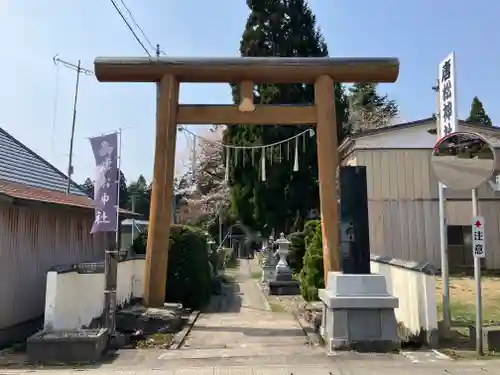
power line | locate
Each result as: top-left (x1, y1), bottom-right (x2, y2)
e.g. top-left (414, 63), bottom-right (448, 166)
top-left (117, 0), bottom-right (155, 51)
top-left (109, 0), bottom-right (152, 57)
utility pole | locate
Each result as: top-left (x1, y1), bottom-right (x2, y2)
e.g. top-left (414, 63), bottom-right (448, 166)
top-left (156, 44), bottom-right (160, 114)
top-left (53, 55), bottom-right (94, 194)
top-left (131, 195), bottom-right (136, 245)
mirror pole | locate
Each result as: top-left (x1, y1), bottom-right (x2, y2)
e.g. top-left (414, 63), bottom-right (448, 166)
top-left (435, 80), bottom-right (451, 332)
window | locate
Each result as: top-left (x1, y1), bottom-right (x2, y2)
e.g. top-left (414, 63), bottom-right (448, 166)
top-left (447, 225), bottom-right (485, 270)
top-left (447, 225), bottom-right (464, 245)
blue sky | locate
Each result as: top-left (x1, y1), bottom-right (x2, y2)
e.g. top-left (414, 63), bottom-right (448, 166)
top-left (0, 0), bottom-right (498, 184)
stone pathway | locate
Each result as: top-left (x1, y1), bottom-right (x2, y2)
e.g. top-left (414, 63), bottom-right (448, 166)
top-left (2, 358), bottom-right (499, 374)
top-left (2, 259), bottom-right (494, 373)
top-left (179, 259), bottom-right (312, 355)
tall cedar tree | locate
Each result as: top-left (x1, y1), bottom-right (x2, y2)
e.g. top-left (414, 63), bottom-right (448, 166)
top-left (467, 96), bottom-right (492, 127)
top-left (127, 174), bottom-right (151, 219)
top-left (224, 0), bottom-right (348, 235)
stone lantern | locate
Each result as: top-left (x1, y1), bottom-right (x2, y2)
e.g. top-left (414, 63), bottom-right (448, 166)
top-left (268, 233), bottom-right (300, 295)
top-left (274, 233), bottom-right (292, 277)
top-left (261, 235), bottom-right (277, 282)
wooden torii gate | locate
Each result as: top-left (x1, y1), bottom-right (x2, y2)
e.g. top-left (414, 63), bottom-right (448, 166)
top-left (94, 57), bottom-right (399, 307)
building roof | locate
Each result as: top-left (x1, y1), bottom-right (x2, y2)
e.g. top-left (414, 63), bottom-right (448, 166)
top-left (339, 117), bottom-right (500, 152)
top-left (0, 127), bottom-right (86, 196)
top-left (0, 179), bottom-right (136, 216)
top-left (0, 179), bottom-right (94, 209)
top-left (122, 219), bottom-right (149, 226)
top-left (0, 128), bottom-right (139, 216)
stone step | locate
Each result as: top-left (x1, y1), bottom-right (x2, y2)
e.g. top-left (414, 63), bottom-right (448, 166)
top-left (182, 340), bottom-right (310, 350)
top-left (158, 344), bottom-right (321, 360)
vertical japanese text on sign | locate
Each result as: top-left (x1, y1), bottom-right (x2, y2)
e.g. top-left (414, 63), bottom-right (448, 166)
top-left (472, 216), bottom-right (485, 259)
top-left (439, 53), bottom-right (457, 138)
top-left (89, 132), bottom-right (119, 234)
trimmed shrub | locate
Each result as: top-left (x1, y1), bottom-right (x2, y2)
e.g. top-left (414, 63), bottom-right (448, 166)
top-left (288, 231), bottom-right (306, 274)
top-left (166, 225), bottom-right (211, 309)
top-left (303, 220), bottom-right (320, 247)
top-left (131, 231), bottom-right (147, 254)
top-left (130, 225), bottom-right (211, 309)
top-left (299, 220), bottom-right (324, 301)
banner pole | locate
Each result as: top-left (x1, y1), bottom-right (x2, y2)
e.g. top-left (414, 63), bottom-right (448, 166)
top-left (88, 131), bottom-right (120, 336)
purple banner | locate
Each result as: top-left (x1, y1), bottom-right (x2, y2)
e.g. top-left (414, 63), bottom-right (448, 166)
top-left (89, 132), bottom-right (119, 234)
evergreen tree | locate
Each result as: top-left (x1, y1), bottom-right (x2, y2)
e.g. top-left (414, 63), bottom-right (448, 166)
top-left (299, 219), bottom-right (323, 300)
top-left (225, 0), bottom-right (348, 234)
top-left (118, 170), bottom-right (128, 208)
top-left (80, 177), bottom-right (94, 198)
top-left (127, 174), bottom-right (151, 219)
top-left (467, 96), bottom-right (492, 127)
top-left (82, 171), bottom-right (128, 208)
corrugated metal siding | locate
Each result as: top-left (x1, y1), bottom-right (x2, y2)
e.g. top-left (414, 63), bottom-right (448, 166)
top-left (353, 149), bottom-right (440, 266)
top-left (0, 203), bottom-right (106, 329)
top-left (352, 148), bottom-right (500, 269)
top-left (357, 149), bottom-right (436, 200)
top-left (368, 200), bottom-right (440, 266)
top-left (0, 128), bottom-right (86, 196)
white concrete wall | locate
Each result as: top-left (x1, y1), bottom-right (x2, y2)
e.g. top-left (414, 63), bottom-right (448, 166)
top-left (371, 260), bottom-right (438, 341)
top-left (44, 258), bottom-right (145, 331)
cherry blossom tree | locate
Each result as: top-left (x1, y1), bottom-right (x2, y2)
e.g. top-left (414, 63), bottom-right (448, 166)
top-left (175, 126), bottom-right (230, 227)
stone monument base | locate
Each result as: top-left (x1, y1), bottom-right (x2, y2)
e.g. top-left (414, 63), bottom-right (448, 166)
top-left (268, 271), bottom-right (300, 295)
top-left (261, 265), bottom-right (276, 283)
top-left (27, 328), bottom-right (108, 363)
top-left (318, 272), bottom-right (399, 352)
top-left (268, 279), bottom-right (300, 295)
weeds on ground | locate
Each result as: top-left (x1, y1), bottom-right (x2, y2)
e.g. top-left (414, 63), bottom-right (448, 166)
top-left (436, 275), bottom-right (500, 359)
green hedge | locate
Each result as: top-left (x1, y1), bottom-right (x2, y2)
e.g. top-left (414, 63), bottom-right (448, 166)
top-left (131, 225), bottom-right (211, 309)
top-left (299, 220), bottom-right (324, 301)
top-left (288, 231), bottom-right (306, 274)
top-left (131, 230), bottom-right (147, 254)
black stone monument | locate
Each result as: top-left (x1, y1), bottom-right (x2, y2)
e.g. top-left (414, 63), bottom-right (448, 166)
top-left (339, 166), bottom-right (371, 274)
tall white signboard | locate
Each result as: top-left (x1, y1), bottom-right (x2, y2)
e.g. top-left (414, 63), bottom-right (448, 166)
top-left (472, 216), bottom-right (486, 258)
top-left (438, 53), bottom-right (458, 138)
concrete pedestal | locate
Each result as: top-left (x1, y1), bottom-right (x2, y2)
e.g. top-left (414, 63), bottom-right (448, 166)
top-left (318, 272), bottom-right (399, 352)
top-left (261, 265), bottom-right (276, 283)
top-left (27, 328), bottom-right (108, 363)
top-left (268, 267), bottom-right (300, 295)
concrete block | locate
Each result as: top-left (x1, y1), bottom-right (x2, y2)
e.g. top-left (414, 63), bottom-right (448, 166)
top-left (469, 325), bottom-right (500, 352)
top-left (27, 328), bottom-right (108, 363)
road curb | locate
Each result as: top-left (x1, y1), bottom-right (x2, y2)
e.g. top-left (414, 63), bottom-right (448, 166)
top-left (292, 310), bottom-right (322, 347)
top-left (253, 280), bottom-right (272, 311)
top-left (170, 310), bottom-right (201, 349)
